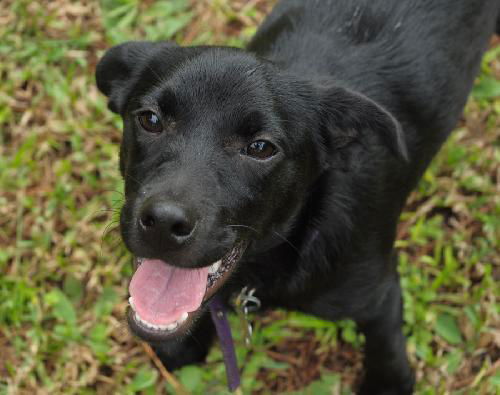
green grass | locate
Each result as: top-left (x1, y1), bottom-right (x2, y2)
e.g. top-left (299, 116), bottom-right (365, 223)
top-left (0, 0), bottom-right (498, 394)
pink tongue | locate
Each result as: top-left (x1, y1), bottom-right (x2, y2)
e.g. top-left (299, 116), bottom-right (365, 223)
top-left (129, 259), bottom-right (209, 325)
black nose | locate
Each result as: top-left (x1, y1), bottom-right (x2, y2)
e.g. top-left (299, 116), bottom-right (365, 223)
top-left (138, 200), bottom-right (196, 248)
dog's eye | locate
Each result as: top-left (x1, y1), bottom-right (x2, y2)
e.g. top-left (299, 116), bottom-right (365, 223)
top-left (243, 140), bottom-right (277, 160)
top-left (137, 111), bottom-right (163, 134)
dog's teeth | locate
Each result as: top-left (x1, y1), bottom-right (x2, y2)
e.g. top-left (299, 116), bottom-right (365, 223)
top-left (178, 312), bottom-right (188, 324)
top-left (134, 309), bottom-right (187, 332)
top-left (136, 314), bottom-right (152, 328)
top-left (209, 260), bottom-right (221, 274)
top-left (128, 297), bottom-right (135, 309)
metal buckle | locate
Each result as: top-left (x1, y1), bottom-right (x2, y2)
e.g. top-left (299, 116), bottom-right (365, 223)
top-left (235, 286), bottom-right (261, 345)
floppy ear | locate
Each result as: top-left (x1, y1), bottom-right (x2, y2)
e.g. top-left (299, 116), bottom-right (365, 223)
top-left (95, 41), bottom-right (177, 113)
top-left (318, 86), bottom-right (408, 164)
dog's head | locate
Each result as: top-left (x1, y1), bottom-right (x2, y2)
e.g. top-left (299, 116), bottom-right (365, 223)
top-left (96, 41), bottom-right (407, 342)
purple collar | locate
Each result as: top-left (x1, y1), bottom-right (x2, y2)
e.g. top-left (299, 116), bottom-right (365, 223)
top-left (209, 295), bottom-right (241, 392)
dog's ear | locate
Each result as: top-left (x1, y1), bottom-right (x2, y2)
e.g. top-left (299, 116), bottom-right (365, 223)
top-left (317, 86), bottom-right (408, 165)
top-left (96, 41), bottom-right (177, 113)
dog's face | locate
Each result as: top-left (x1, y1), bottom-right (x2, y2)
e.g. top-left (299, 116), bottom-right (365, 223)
top-left (96, 41), bottom-right (406, 342)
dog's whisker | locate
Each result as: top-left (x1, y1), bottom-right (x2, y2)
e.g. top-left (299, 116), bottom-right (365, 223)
top-left (227, 224), bottom-right (261, 235)
top-left (146, 64), bottom-right (168, 86)
top-left (92, 208), bottom-right (121, 216)
top-left (102, 221), bottom-right (121, 240)
top-left (123, 171), bottom-right (146, 189)
top-left (97, 188), bottom-right (125, 197)
top-left (272, 231), bottom-right (300, 255)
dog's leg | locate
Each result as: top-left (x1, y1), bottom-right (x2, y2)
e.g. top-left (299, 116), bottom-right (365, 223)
top-left (150, 311), bottom-right (216, 371)
top-left (356, 274), bottom-right (414, 395)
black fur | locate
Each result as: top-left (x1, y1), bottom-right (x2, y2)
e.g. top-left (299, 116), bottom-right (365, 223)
top-left (96, 1), bottom-right (499, 393)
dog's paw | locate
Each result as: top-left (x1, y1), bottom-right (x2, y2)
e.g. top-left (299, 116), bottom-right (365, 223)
top-left (358, 371), bottom-right (415, 395)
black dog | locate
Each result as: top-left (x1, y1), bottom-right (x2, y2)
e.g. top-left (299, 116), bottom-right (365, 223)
top-left (96, 1), bottom-right (499, 393)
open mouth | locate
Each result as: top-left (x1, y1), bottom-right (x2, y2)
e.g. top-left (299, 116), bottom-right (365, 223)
top-left (127, 243), bottom-right (246, 342)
